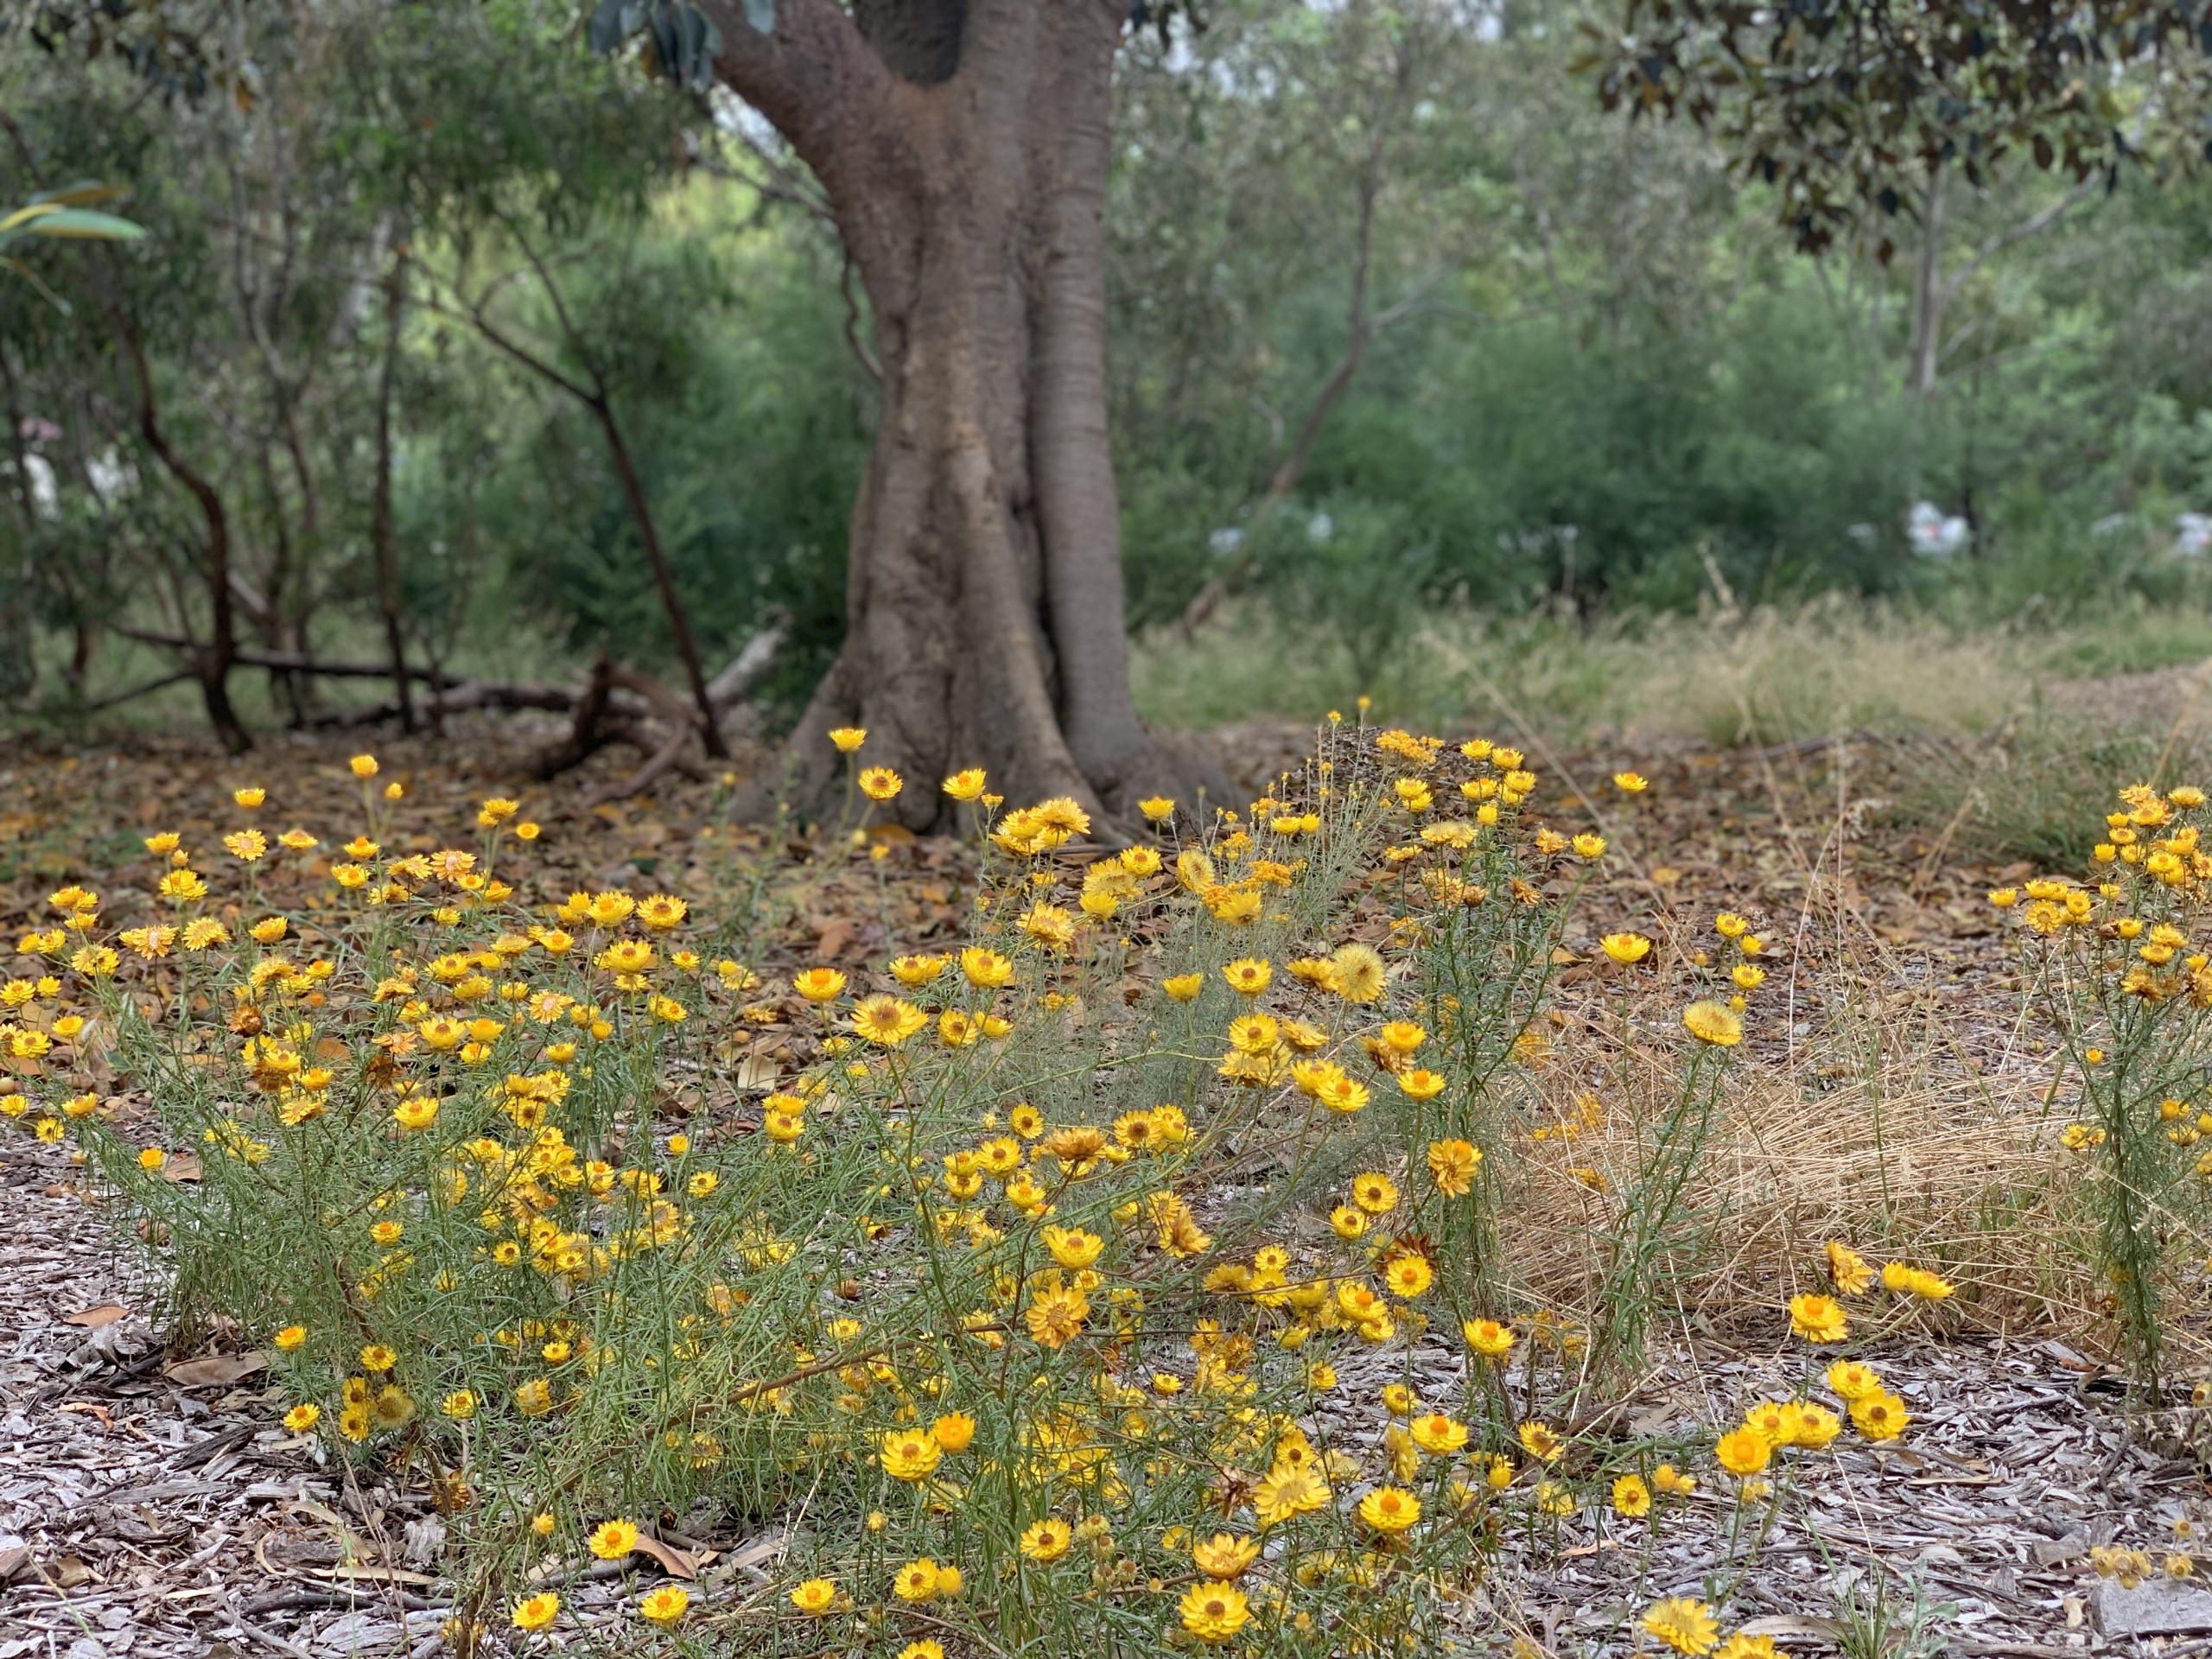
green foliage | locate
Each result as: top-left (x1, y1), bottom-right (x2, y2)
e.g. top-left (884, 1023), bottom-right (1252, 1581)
top-left (1823, 1567), bottom-right (1960, 1659)
top-left (0, 184), bottom-right (145, 310)
top-left (1306, 283), bottom-right (1925, 613)
top-left (14, 0), bottom-right (2212, 741)
top-left (2012, 817), bottom-right (2212, 1396)
top-left (1598, 1), bottom-right (2212, 253)
top-left (1114, 6), bottom-right (2212, 668)
top-left (0, 0), bottom-right (861, 721)
top-left (39, 732), bottom-right (1620, 1653)
top-left (407, 200), bottom-right (870, 704)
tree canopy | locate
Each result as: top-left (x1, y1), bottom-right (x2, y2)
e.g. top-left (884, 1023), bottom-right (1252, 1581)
top-left (1597, 1), bottom-right (2212, 254)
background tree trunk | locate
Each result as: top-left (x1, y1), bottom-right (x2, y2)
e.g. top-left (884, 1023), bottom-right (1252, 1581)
top-left (114, 308), bottom-right (251, 754)
top-left (372, 245), bottom-right (416, 733)
top-left (1906, 162), bottom-right (1946, 399)
top-left (711, 0), bottom-right (1228, 833)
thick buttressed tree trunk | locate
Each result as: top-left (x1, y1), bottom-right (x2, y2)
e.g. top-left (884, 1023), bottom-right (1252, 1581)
top-left (706, 0), bottom-right (1227, 833)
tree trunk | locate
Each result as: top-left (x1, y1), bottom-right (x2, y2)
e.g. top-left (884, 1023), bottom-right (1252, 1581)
top-left (256, 444), bottom-right (310, 727)
top-left (709, 0), bottom-right (1226, 833)
top-left (447, 226), bottom-right (728, 760)
top-left (1905, 162), bottom-right (1945, 399)
top-left (0, 346), bottom-right (35, 533)
top-left (372, 248), bottom-right (416, 732)
top-left (587, 395), bottom-right (728, 760)
top-left (114, 309), bottom-right (251, 754)
top-left (0, 346), bottom-right (38, 705)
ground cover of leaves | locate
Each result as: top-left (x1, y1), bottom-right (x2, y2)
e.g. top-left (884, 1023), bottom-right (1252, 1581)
top-left (2, 714), bottom-right (2208, 1658)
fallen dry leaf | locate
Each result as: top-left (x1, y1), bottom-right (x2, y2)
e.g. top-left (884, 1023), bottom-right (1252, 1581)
top-left (163, 1150), bottom-right (203, 1182)
top-left (60, 1302), bottom-right (128, 1327)
top-left (722, 1531), bottom-right (787, 1573)
top-left (162, 1351), bottom-right (267, 1387)
top-left (286, 1496), bottom-right (356, 1533)
top-left (54, 1400), bottom-right (113, 1433)
top-left (47, 1555), bottom-right (94, 1590)
top-left (1556, 1540), bottom-right (1620, 1559)
top-left (283, 1497), bottom-right (382, 1564)
top-left (631, 1535), bottom-right (697, 1579)
top-left (319, 1565), bottom-right (437, 1587)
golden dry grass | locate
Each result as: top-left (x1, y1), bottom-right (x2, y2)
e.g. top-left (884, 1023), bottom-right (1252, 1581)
top-left (1138, 599), bottom-right (2044, 741)
top-left (1433, 600), bottom-right (2039, 748)
top-left (1507, 1036), bottom-right (2094, 1338)
top-left (1138, 594), bottom-right (2212, 750)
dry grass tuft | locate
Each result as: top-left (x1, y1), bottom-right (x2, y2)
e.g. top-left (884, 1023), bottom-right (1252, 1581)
top-left (1496, 1016), bottom-right (2113, 1361)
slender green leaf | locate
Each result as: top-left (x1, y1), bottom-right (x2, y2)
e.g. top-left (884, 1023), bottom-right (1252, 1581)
top-left (15, 207), bottom-right (147, 241)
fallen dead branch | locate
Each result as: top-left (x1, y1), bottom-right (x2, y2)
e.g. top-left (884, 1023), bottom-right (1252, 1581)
top-left (105, 624), bottom-right (788, 802)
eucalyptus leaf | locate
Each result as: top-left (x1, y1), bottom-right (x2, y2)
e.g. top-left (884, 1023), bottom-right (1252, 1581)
top-left (647, 9), bottom-right (679, 78)
top-left (681, 6), bottom-right (721, 89)
top-left (742, 0), bottom-right (772, 35)
top-left (10, 207), bottom-right (147, 241)
top-left (588, 0), bottom-right (723, 88)
top-left (29, 180), bottom-right (128, 208)
top-left (585, 0), bottom-right (626, 55)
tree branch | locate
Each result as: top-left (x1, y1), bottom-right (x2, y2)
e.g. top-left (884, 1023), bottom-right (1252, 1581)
top-left (1178, 41), bottom-right (1426, 639)
top-left (371, 242), bottom-right (415, 731)
top-left (81, 668), bottom-right (197, 712)
top-left (695, 0), bottom-right (896, 183)
top-left (112, 625), bottom-right (383, 677)
top-left (1940, 176), bottom-right (2100, 305)
top-left (1263, 163), bottom-right (1382, 501)
top-left (415, 279), bottom-right (598, 405)
top-left (439, 219), bottom-right (728, 759)
top-left (107, 304), bottom-right (251, 753)
top-left (705, 623), bottom-right (785, 709)
top-left (114, 623), bottom-right (580, 709)
top-left (494, 213), bottom-right (608, 402)
top-left (697, 124), bottom-right (835, 224)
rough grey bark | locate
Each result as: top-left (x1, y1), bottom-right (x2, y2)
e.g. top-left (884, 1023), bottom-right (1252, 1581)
top-left (705, 0), bottom-right (1228, 833)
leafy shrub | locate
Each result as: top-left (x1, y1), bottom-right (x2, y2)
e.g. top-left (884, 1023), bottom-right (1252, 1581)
top-left (1998, 782), bottom-right (2212, 1393)
top-left (0, 727), bottom-right (2025, 1652)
